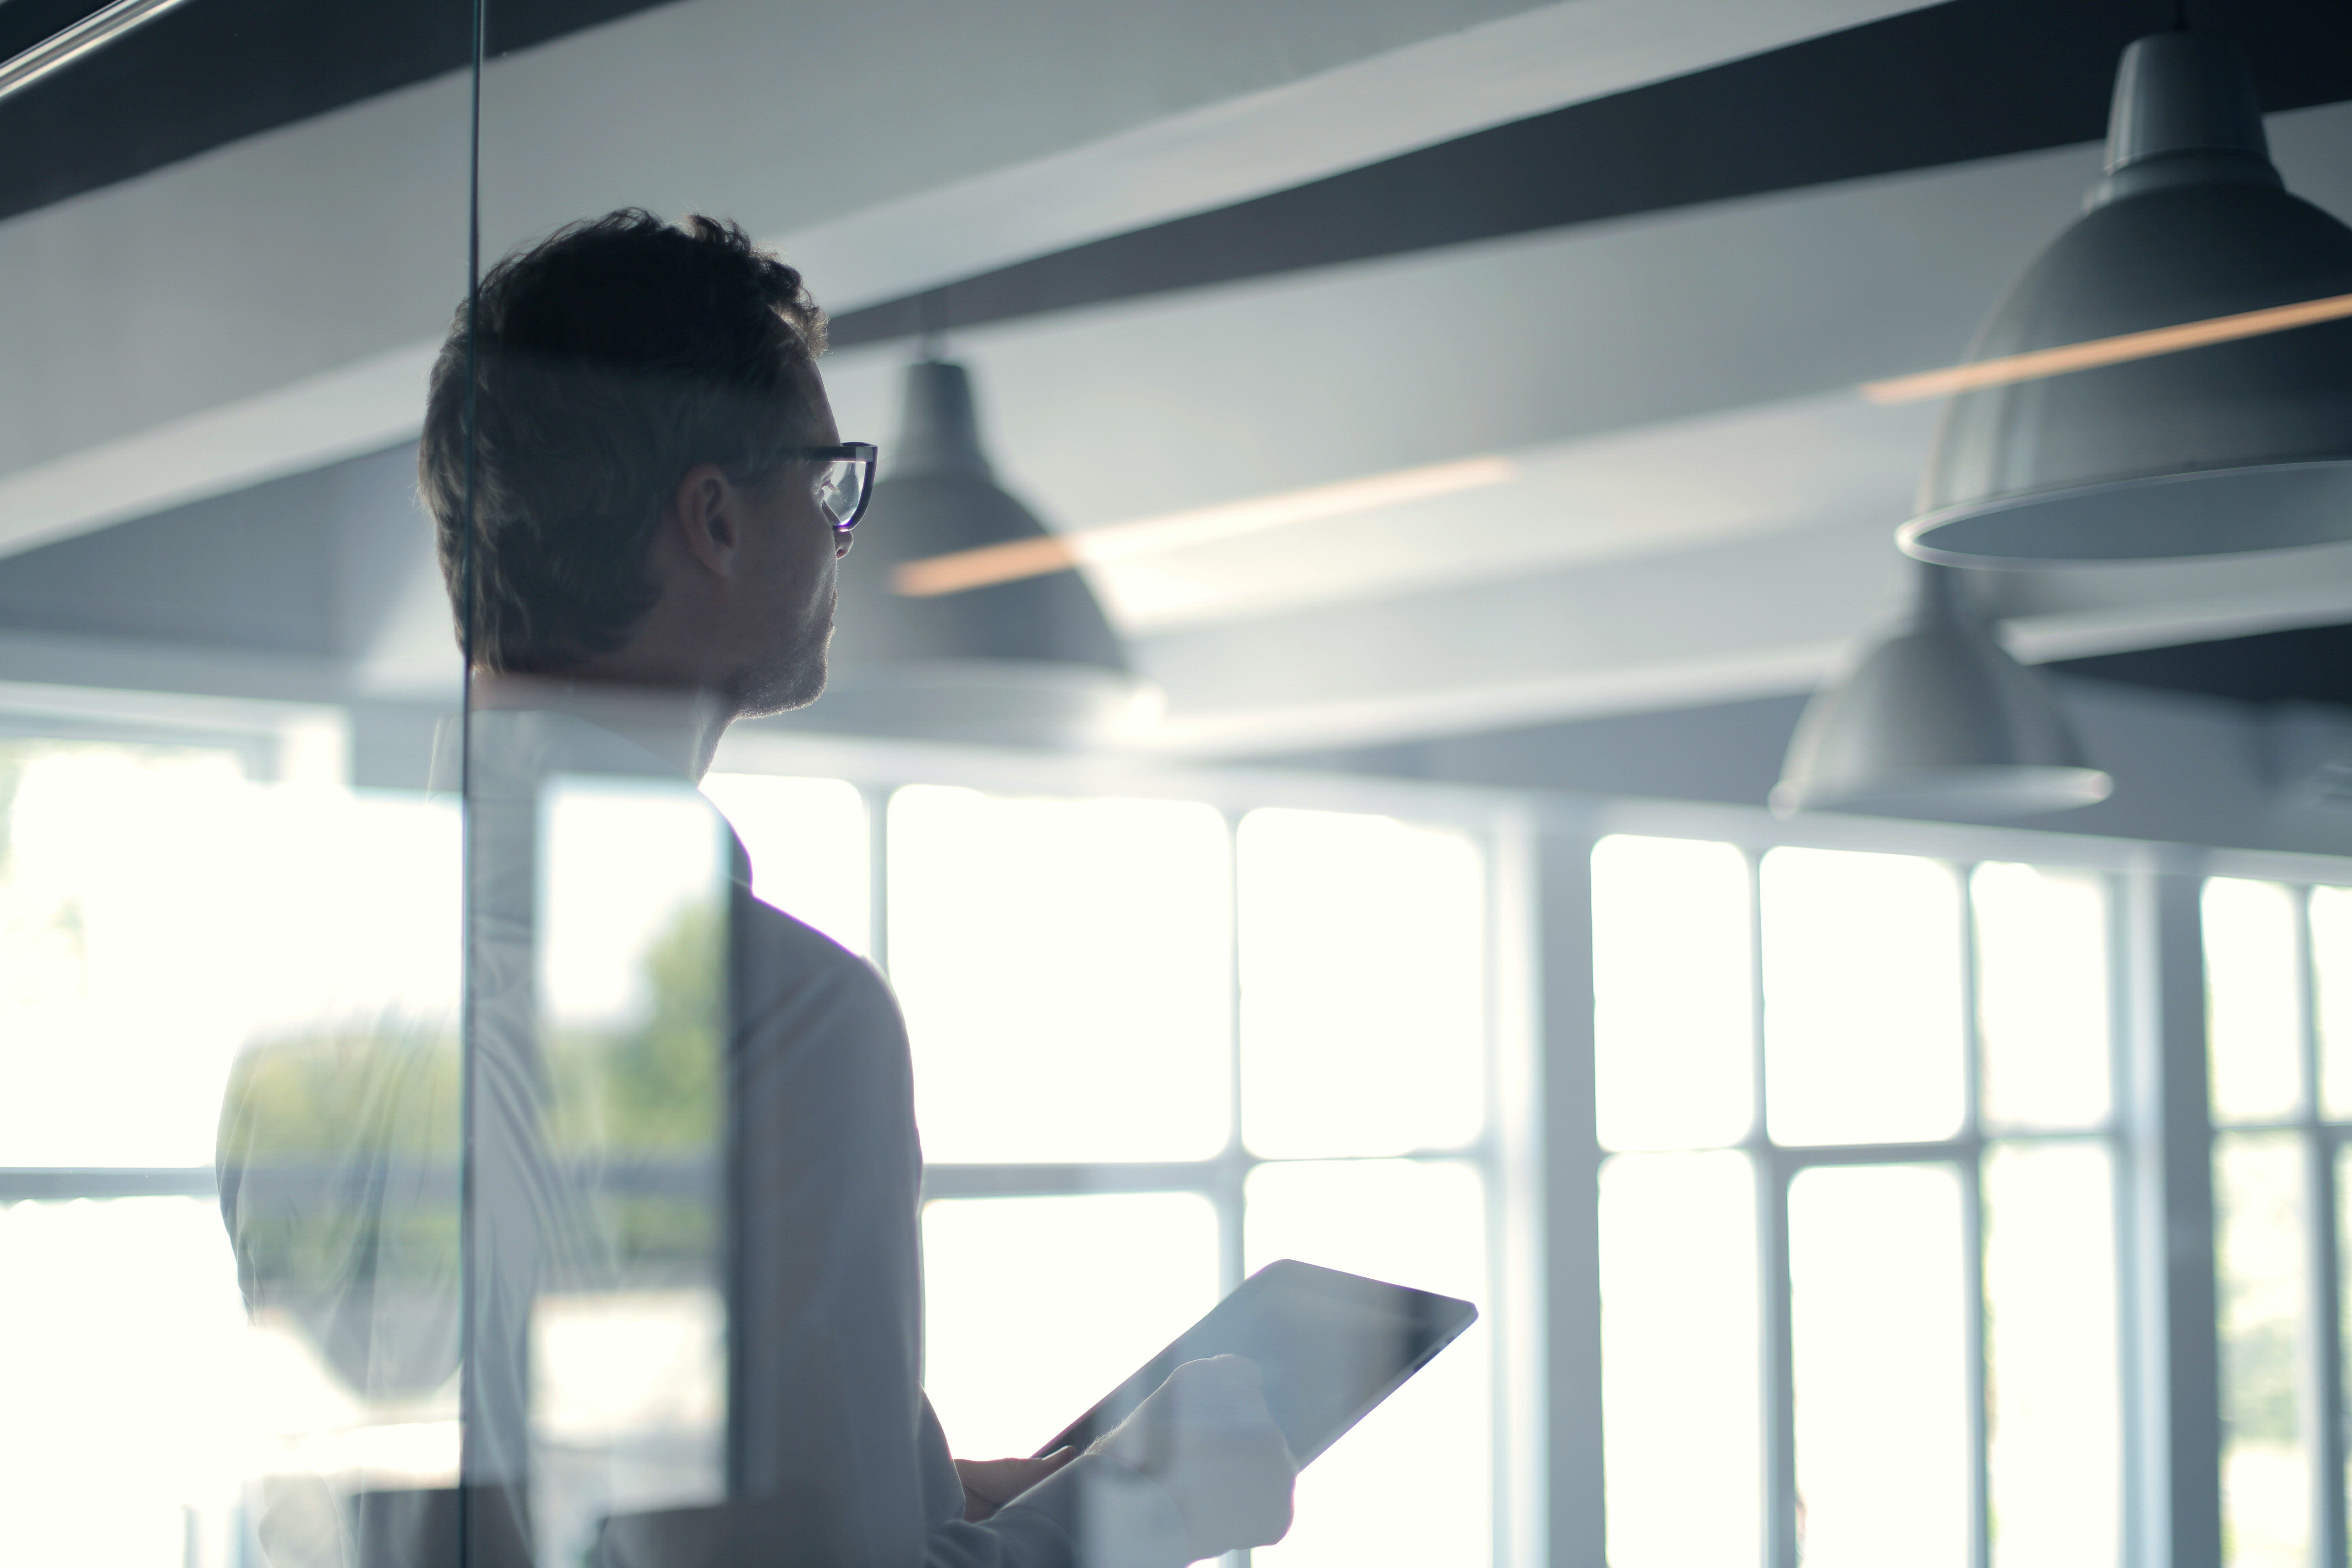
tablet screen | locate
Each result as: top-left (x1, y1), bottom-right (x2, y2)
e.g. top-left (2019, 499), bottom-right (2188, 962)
top-left (1034, 1259), bottom-right (1477, 1467)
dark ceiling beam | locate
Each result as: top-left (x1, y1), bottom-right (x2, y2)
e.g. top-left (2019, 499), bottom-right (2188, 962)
top-left (0, 0), bottom-right (684, 225)
top-left (2054, 622), bottom-right (2352, 707)
top-left (831, 0), bottom-right (2352, 349)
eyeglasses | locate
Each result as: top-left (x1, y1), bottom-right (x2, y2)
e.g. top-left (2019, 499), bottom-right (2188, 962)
top-left (792, 442), bottom-right (878, 539)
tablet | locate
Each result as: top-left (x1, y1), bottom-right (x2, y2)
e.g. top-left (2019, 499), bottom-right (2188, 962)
top-left (1032, 1259), bottom-right (1478, 1467)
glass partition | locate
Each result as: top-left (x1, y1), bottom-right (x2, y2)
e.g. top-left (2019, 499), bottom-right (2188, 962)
top-left (458, 5), bottom-right (1521, 1562)
top-left (32, 8), bottom-right (2320, 1568)
top-left (0, 0), bottom-right (475, 1559)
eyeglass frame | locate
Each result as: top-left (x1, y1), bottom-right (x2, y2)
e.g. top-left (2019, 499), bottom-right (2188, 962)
top-left (786, 441), bottom-right (879, 536)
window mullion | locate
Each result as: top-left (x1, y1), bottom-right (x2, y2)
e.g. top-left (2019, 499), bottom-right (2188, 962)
top-left (1758, 1146), bottom-right (1799, 1568)
top-left (862, 782), bottom-right (891, 972)
top-left (2123, 868), bottom-right (2225, 1568)
top-left (2297, 887), bottom-right (2347, 1568)
top-left (1221, 805), bottom-right (1247, 1300)
top-left (1960, 862), bottom-right (1992, 1568)
top-left (1749, 847), bottom-right (1800, 1568)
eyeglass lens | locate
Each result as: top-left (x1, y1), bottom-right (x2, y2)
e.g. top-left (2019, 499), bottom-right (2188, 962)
top-left (816, 458), bottom-right (868, 531)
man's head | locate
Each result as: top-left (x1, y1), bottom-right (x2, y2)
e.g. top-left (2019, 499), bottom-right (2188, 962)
top-left (418, 209), bottom-right (842, 714)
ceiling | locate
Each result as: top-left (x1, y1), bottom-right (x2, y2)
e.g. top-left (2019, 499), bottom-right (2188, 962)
top-left (5, 0), bottom-right (2352, 767)
top-left (833, 0), bottom-right (2352, 344)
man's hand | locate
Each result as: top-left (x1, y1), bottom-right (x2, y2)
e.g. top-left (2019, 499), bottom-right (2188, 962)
top-left (1092, 1355), bottom-right (1296, 1560)
top-left (956, 1448), bottom-right (1076, 1521)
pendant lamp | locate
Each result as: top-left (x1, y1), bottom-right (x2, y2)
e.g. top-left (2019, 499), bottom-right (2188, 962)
top-left (811, 356), bottom-right (1145, 747)
top-left (1900, 28), bottom-right (2352, 566)
top-left (1772, 563), bottom-right (2112, 818)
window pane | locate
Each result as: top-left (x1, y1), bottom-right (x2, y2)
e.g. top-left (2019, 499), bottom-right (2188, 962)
top-left (1974, 864), bottom-right (2112, 1131)
top-left (922, 1193), bottom-right (1219, 1461)
top-left (1763, 850), bottom-right (1965, 1146)
top-left (1789, 1163), bottom-right (1969, 1568)
top-left (1592, 837), bottom-right (1754, 1152)
top-left (0, 1197), bottom-right (298, 1567)
top-left (2310, 887), bottom-right (2352, 1119)
top-left (2216, 1131), bottom-right (2309, 1568)
top-left (700, 773), bottom-right (869, 954)
top-left (1244, 1159), bottom-right (1489, 1568)
top-left (0, 743), bottom-right (250, 1167)
top-left (1984, 1141), bottom-right (2121, 1568)
top-left (2206, 880), bottom-right (2303, 1125)
top-left (1599, 1151), bottom-right (1762, 1568)
top-left (1239, 809), bottom-right (1484, 1159)
top-left (542, 778), bottom-right (730, 1035)
top-left (0, 742), bottom-right (462, 1168)
top-left (533, 779), bottom-right (733, 1550)
top-left (890, 788), bottom-right (1232, 1163)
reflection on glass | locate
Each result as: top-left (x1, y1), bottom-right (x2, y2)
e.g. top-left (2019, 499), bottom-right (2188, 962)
top-left (0, 1197), bottom-right (254, 1566)
top-left (532, 778), bottom-right (733, 1559)
top-left (890, 787), bottom-right (1232, 1163)
top-left (0, 742), bottom-right (310, 1167)
top-left (921, 1193), bottom-right (1220, 1461)
top-left (1240, 809), bottom-right (1484, 1159)
top-left (1764, 850), bottom-right (1965, 1145)
top-left (0, 734), bottom-right (474, 1562)
top-left (2216, 1132), bottom-right (2309, 1568)
top-left (1789, 1163), bottom-right (1969, 1568)
top-left (1591, 836), bottom-right (1754, 1152)
top-left (2205, 880), bottom-right (2303, 1125)
top-left (199, 771), bottom-right (467, 1568)
top-left (542, 778), bottom-right (730, 1036)
top-left (1983, 1141), bottom-right (2120, 1568)
top-left (1244, 1159), bottom-right (1489, 1568)
top-left (2309, 887), bottom-right (2352, 1119)
top-left (1598, 1151), bottom-right (1762, 1568)
top-left (701, 773), bottom-right (869, 954)
top-left (1974, 864), bottom-right (2112, 1131)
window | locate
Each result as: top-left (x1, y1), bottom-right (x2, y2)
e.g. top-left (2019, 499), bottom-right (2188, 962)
top-left (1593, 835), bottom-right (2124, 1568)
top-left (708, 777), bottom-right (1508, 1566)
top-left (4, 741), bottom-right (1517, 1566)
top-left (0, 737), bottom-right (465, 1565)
top-left (2201, 877), bottom-right (2352, 1568)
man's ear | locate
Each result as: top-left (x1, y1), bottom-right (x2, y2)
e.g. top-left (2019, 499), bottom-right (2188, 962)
top-left (665, 462), bottom-right (743, 578)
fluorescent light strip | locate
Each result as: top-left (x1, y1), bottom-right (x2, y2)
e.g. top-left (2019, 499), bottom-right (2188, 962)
top-left (0, 0), bottom-right (198, 104)
top-left (1862, 289), bottom-right (2352, 405)
top-left (892, 454), bottom-right (1515, 598)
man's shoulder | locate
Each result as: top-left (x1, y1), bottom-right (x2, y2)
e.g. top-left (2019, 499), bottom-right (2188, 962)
top-left (731, 885), bottom-right (899, 1016)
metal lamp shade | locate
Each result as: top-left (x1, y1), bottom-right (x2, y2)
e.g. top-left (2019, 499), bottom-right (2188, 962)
top-left (1772, 567), bottom-right (2111, 817)
top-left (814, 359), bottom-right (1144, 747)
top-left (1900, 31), bottom-right (2352, 566)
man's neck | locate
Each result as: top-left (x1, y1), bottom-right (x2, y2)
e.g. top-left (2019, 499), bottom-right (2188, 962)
top-left (468, 670), bottom-right (736, 781)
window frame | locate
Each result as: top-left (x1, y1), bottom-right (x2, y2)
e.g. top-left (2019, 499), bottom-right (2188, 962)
top-left (19, 708), bottom-right (2352, 1568)
top-left (2202, 876), bottom-right (2352, 1568)
top-left (707, 727), bottom-right (1545, 1568)
top-left (1560, 793), bottom-right (2352, 1568)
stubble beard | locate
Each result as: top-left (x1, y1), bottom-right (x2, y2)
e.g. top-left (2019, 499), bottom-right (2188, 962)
top-left (728, 603), bottom-right (834, 720)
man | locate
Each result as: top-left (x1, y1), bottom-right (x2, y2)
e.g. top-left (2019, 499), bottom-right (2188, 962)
top-left (413, 209), bottom-right (1296, 1567)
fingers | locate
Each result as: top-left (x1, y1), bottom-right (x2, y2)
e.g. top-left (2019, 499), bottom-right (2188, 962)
top-left (954, 1449), bottom-right (1079, 1510)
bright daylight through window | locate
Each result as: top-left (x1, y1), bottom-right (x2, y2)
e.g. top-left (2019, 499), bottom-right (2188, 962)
top-left (1593, 835), bottom-right (2122, 1568)
top-left (720, 780), bottom-right (1500, 1568)
top-left (0, 739), bottom-right (1505, 1567)
top-left (0, 739), bottom-right (463, 1564)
